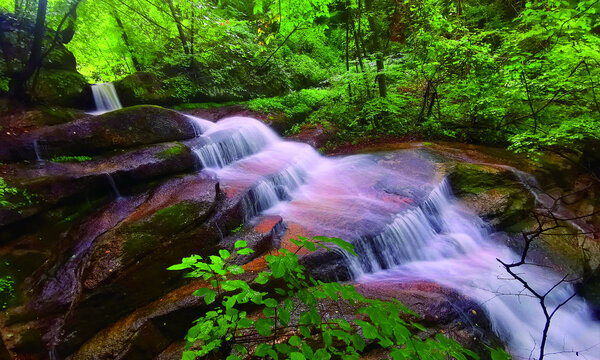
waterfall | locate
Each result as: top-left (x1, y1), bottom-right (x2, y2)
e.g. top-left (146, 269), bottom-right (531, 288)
top-left (350, 179), bottom-right (600, 360)
top-left (105, 173), bottom-right (121, 199)
top-left (189, 117), bottom-right (279, 169)
top-left (33, 140), bottom-right (43, 161)
top-left (91, 83), bottom-right (122, 113)
top-left (188, 116), bottom-right (600, 359)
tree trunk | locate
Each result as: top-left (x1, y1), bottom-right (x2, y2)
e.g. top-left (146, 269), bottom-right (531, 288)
top-left (9, 0), bottom-right (48, 102)
top-left (114, 12), bottom-right (141, 71)
top-left (345, 0), bottom-right (352, 98)
top-left (165, 0), bottom-right (189, 55)
top-left (364, 0), bottom-right (387, 98)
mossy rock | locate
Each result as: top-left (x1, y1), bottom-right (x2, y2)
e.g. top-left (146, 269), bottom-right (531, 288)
top-left (114, 72), bottom-right (166, 106)
top-left (31, 105), bottom-right (197, 158)
top-left (121, 200), bottom-right (215, 262)
top-left (448, 163), bottom-right (534, 229)
top-left (42, 47), bottom-right (77, 71)
top-left (29, 70), bottom-right (92, 108)
top-left (154, 142), bottom-right (186, 160)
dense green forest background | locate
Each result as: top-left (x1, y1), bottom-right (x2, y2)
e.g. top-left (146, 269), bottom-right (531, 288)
top-left (1, 0), bottom-right (599, 173)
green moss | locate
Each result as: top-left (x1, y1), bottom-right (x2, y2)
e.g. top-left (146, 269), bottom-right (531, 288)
top-left (0, 275), bottom-right (14, 310)
top-left (0, 177), bottom-right (36, 210)
top-left (50, 155), bottom-right (93, 163)
top-left (448, 163), bottom-right (511, 195)
top-left (122, 201), bottom-right (212, 261)
top-left (154, 142), bottom-right (186, 160)
top-left (30, 70), bottom-right (89, 107)
top-left (39, 107), bottom-right (81, 126)
top-left (122, 232), bottom-right (161, 263)
top-left (173, 101), bottom-right (243, 110)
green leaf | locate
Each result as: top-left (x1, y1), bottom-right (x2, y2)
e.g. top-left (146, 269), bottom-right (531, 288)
top-left (263, 298), bottom-right (278, 308)
top-left (237, 248), bottom-right (255, 255)
top-left (219, 249), bottom-right (231, 259)
top-left (289, 335), bottom-right (302, 346)
top-left (255, 318), bottom-right (274, 336)
top-left (355, 320), bottom-right (378, 339)
top-left (166, 263), bottom-right (190, 271)
top-left (299, 326), bottom-right (311, 338)
top-left (255, 343), bottom-right (271, 357)
top-left (390, 349), bottom-right (406, 360)
top-left (279, 308), bottom-right (291, 326)
top-left (490, 348), bottom-right (511, 360)
top-left (234, 240), bottom-right (247, 248)
top-left (204, 290), bottom-right (216, 305)
top-left (290, 352), bottom-right (306, 360)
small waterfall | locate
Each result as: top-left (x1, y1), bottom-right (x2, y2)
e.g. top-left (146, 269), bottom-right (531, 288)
top-left (190, 117), bottom-right (278, 169)
top-left (91, 83), bottom-right (122, 113)
top-left (241, 165), bottom-right (308, 220)
top-left (342, 180), bottom-right (481, 276)
top-left (105, 173), bottom-right (121, 199)
top-left (350, 178), bottom-right (600, 360)
top-left (187, 116), bottom-right (600, 359)
top-left (185, 114), bottom-right (214, 137)
top-left (33, 140), bottom-right (43, 161)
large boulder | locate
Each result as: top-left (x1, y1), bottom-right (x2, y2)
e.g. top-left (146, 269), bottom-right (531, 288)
top-left (113, 72), bottom-right (166, 107)
top-left (0, 105), bottom-right (197, 162)
top-left (28, 70), bottom-right (92, 109)
top-left (0, 141), bottom-right (198, 227)
top-left (447, 162), bottom-right (534, 230)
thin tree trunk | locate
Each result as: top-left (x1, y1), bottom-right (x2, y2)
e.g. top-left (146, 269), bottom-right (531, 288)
top-left (353, 1), bottom-right (371, 98)
top-left (190, 0), bottom-right (196, 69)
top-left (10, 0), bottom-right (47, 101)
top-left (364, 0), bottom-right (387, 98)
top-left (113, 12), bottom-right (140, 71)
top-left (165, 0), bottom-right (189, 54)
top-left (345, 0), bottom-right (352, 98)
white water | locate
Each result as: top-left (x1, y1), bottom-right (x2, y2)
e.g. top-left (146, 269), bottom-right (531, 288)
top-left (91, 83), bottom-right (122, 114)
top-left (105, 173), bottom-right (121, 199)
top-left (33, 140), bottom-right (43, 161)
top-left (185, 115), bottom-right (600, 359)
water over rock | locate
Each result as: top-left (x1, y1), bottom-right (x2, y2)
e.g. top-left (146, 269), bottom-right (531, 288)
top-left (1, 111), bottom-right (599, 360)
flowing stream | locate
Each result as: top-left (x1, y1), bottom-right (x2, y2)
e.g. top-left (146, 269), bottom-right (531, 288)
top-left (185, 115), bottom-right (600, 359)
top-left (91, 82), bottom-right (122, 114)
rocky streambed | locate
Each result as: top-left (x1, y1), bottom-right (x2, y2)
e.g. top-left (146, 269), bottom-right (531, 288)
top-left (0, 105), bottom-right (599, 359)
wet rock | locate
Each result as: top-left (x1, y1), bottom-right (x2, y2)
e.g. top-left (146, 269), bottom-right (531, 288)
top-left (0, 105), bottom-right (197, 162)
top-left (355, 281), bottom-right (502, 358)
top-left (67, 214), bottom-right (286, 360)
top-left (447, 163), bottom-right (534, 229)
top-left (114, 72), bottom-right (166, 107)
top-left (51, 176), bottom-right (220, 356)
top-left (219, 215), bottom-right (285, 264)
top-left (288, 124), bottom-right (332, 149)
top-left (29, 70), bottom-right (92, 109)
top-left (0, 141), bottom-right (197, 227)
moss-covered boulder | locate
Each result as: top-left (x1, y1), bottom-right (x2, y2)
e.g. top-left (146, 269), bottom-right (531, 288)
top-left (113, 72), bottom-right (166, 107)
top-left (448, 163), bottom-right (534, 229)
top-left (29, 70), bottom-right (92, 108)
top-left (0, 141), bottom-right (197, 227)
top-left (42, 48), bottom-right (77, 72)
top-left (0, 105), bottom-right (198, 162)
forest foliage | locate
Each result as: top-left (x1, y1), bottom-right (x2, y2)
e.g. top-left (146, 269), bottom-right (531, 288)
top-left (0, 0), bottom-right (599, 170)
top-left (168, 236), bottom-right (509, 360)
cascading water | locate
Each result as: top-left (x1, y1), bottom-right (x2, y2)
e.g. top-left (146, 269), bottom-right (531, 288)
top-left (33, 140), bottom-right (43, 161)
top-left (185, 115), bottom-right (600, 359)
top-left (105, 173), bottom-right (121, 199)
top-left (91, 83), bottom-right (122, 114)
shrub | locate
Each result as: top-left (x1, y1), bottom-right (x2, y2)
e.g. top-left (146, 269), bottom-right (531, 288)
top-left (168, 236), bottom-right (507, 360)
